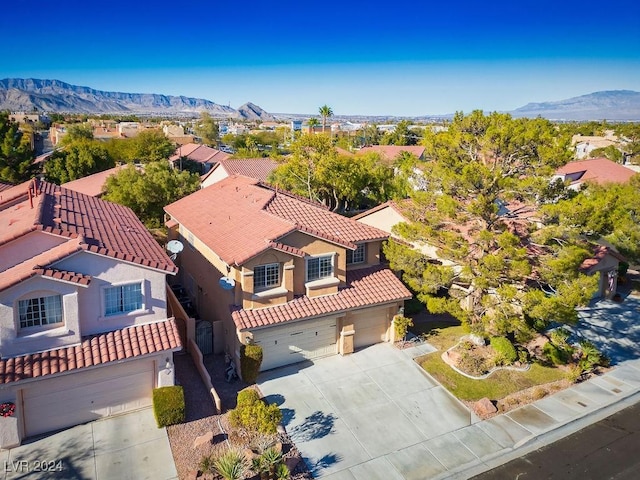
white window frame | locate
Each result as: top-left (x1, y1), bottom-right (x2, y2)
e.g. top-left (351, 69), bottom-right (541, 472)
top-left (306, 254), bottom-right (335, 282)
top-left (347, 243), bottom-right (366, 264)
top-left (102, 281), bottom-right (144, 317)
top-left (17, 294), bottom-right (63, 330)
top-left (253, 263), bottom-right (280, 291)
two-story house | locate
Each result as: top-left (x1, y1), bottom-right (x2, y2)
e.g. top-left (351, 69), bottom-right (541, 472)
top-left (164, 175), bottom-right (411, 372)
top-left (0, 179), bottom-right (181, 447)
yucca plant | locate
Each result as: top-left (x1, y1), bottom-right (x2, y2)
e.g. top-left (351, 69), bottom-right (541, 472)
top-left (213, 448), bottom-right (249, 480)
top-left (261, 447), bottom-right (283, 478)
top-left (275, 462), bottom-right (290, 480)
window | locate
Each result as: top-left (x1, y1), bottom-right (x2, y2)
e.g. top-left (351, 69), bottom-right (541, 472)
top-left (306, 255), bottom-right (334, 282)
top-left (253, 263), bottom-right (280, 290)
top-left (104, 283), bottom-right (143, 316)
top-left (18, 295), bottom-right (63, 329)
top-left (347, 244), bottom-right (366, 264)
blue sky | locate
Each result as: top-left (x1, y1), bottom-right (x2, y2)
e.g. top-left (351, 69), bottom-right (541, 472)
top-left (2, 0), bottom-right (639, 116)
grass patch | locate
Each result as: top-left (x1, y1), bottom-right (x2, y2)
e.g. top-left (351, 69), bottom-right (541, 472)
top-left (417, 324), bottom-right (567, 402)
top-left (411, 324), bottom-right (466, 351)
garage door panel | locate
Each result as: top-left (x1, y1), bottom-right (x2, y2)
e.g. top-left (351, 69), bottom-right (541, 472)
top-left (23, 360), bottom-right (154, 437)
top-left (254, 317), bottom-right (337, 371)
top-left (352, 309), bottom-right (389, 349)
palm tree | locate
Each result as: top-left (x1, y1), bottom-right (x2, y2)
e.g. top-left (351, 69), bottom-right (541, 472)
top-left (319, 105), bottom-right (333, 133)
top-left (307, 117), bottom-right (320, 133)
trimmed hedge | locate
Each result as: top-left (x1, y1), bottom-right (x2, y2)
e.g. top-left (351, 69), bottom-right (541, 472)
top-left (240, 344), bottom-right (263, 384)
top-left (152, 385), bottom-right (185, 427)
top-left (229, 388), bottom-right (282, 434)
top-left (490, 337), bottom-right (517, 365)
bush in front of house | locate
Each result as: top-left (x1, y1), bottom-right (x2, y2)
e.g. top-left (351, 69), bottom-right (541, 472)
top-left (240, 344), bottom-right (263, 384)
top-left (394, 315), bottom-right (414, 341)
top-left (152, 385), bottom-right (185, 427)
top-left (229, 388), bottom-right (283, 435)
top-left (490, 336), bottom-right (517, 365)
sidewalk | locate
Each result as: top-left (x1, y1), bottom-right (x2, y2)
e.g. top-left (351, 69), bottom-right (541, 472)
top-left (398, 338), bottom-right (640, 479)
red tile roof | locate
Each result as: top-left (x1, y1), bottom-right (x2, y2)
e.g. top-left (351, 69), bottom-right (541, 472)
top-left (164, 176), bottom-right (389, 266)
top-left (231, 265), bottom-right (412, 330)
top-left (212, 158), bottom-right (278, 183)
top-left (0, 319), bottom-right (181, 384)
top-left (62, 166), bottom-right (126, 197)
top-left (358, 145), bottom-right (426, 163)
top-left (0, 180), bottom-right (176, 292)
top-left (0, 181), bottom-right (13, 194)
top-left (170, 143), bottom-right (230, 165)
top-left (580, 244), bottom-right (627, 274)
top-left (556, 158), bottom-right (636, 186)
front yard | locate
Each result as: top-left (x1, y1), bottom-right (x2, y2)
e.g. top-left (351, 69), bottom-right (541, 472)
top-left (410, 322), bottom-right (572, 416)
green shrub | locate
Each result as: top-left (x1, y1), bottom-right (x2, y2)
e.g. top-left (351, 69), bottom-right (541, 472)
top-left (578, 340), bottom-right (607, 371)
top-left (240, 344), bottom-right (263, 384)
top-left (152, 385), bottom-right (185, 427)
top-left (229, 390), bottom-right (283, 435)
top-left (490, 337), bottom-right (517, 365)
top-left (275, 463), bottom-right (290, 480)
top-left (394, 315), bottom-right (414, 340)
top-left (543, 342), bottom-right (571, 366)
top-left (549, 328), bottom-right (571, 348)
top-left (212, 448), bottom-right (249, 480)
top-left (236, 388), bottom-right (261, 407)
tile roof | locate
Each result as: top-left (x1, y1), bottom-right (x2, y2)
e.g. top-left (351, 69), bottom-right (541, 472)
top-left (0, 319), bottom-right (181, 384)
top-left (232, 265), bottom-right (412, 330)
top-left (0, 181), bottom-right (13, 194)
top-left (0, 180), bottom-right (176, 292)
top-left (580, 244), bottom-right (627, 274)
top-left (61, 166), bottom-right (125, 197)
top-left (170, 144), bottom-right (230, 165)
top-left (164, 176), bottom-right (389, 266)
top-left (358, 145), bottom-right (426, 163)
top-left (214, 158), bottom-right (278, 183)
top-left (556, 158), bottom-right (636, 185)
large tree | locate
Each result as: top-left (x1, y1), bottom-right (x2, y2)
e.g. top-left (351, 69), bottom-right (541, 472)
top-left (0, 112), bottom-right (35, 183)
top-left (102, 161), bottom-right (199, 227)
top-left (194, 112), bottom-right (219, 146)
top-left (385, 111), bottom-right (595, 342)
top-left (45, 139), bottom-right (114, 184)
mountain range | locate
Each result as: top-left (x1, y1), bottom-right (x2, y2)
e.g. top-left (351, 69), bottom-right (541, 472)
top-left (1, 78), bottom-right (639, 121)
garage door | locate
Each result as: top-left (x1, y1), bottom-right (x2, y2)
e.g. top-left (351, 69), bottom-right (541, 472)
top-left (352, 309), bottom-right (389, 349)
top-left (23, 359), bottom-right (154, 437)
top-left (253, 317), bottom-right (337, 371)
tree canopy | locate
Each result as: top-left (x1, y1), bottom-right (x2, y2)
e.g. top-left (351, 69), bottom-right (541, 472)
top-left (45, 139), bottom-right (114, 184)
top-left (194, 112), bottom-right (219, 146)
top-left (318, 105), bottom-right (333, 133)
top-left (385, 111), bottom-right (598, 342)
top-left (102, 161), bottom-right (199, 228)
top-left (0, 112), bottom-right (35, 183)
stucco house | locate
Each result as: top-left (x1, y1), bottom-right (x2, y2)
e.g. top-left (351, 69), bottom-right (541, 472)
top-left (0, 179), bottom-right (181, 447)
top-left (164, 176), bottom-right (411, 372)
top-left (170, 143), bottom-right (231, 174)
top-left (200, 158), bottom-right (278, 189)
top-left (357, 145), bottom-right (426, 163)
top-left (552, 157), bottom-right (636, 190)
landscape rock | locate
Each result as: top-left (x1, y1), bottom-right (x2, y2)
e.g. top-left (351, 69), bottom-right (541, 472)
top-left (475, 397), bottom-right (497, 416)
top-left (192, 431), bottom-right (214, 449)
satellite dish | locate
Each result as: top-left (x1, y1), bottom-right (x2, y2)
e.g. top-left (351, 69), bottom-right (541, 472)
top-left (167, 240), bottom-right (184, 254)
top-left (219, 277), bottom-right (236, 290)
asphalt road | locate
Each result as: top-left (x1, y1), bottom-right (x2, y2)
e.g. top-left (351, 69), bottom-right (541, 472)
top-left (472, 401), bottom-right (640, 480)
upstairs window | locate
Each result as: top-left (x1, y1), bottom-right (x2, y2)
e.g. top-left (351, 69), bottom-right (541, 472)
top-left (253, 263), bottom-right (280, 290)
top-left (18, 295), bottom-right (63, 329)
top-left (306, 255), bottom-right (334, 282)
top-left (346, 244), bottom-right (366, 264)
top-left (105, 283), bottom-right (143, 316)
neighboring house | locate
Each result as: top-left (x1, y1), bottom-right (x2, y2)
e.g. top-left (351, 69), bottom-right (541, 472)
top-left (200, 158), bottom-right (278, 189)
top-left (580, 244), bottom-right (626, 300)
top-left (164, 176), bottom-right (411, 372)
top-left (572, 133), bottom-right (619, 159)
top-left (61, 165), bottom-right (126, 197)
top-left (0, 179), bottom-right (181, 447)
top-left (553, 157), bottom-right (637, 190)
top-left (357, 145), bottom-right (426, 163)
top-left (169, 143), bottom-right (231, 174)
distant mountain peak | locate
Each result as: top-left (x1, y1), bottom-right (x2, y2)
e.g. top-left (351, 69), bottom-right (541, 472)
top-left (0, 78), bottom-right (273, 119)
top-left (512, 90), bottom-right (640, 121)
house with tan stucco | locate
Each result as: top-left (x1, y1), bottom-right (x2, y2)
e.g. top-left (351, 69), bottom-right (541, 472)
top-left (163, 175), bottom-right (411, 372)
top-left (0, 179), bottom-right (181, 448)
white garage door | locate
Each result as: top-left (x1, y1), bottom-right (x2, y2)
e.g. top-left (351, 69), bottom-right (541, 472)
top-left (352, 308), bottom-right (389, 349)
top-left (253, 317), bottom-right (337, 371)
top-left (23, 359), bottom-right (155, 437)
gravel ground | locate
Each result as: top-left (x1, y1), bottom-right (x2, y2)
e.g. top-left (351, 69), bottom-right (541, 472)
top-left (167, 352), bottom-right (312, 479)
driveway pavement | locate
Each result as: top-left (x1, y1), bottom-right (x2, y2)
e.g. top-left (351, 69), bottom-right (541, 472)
top-left (0, 408), bottom-right (177, 480)
top-left (258, 325), bottom-right (640, 479)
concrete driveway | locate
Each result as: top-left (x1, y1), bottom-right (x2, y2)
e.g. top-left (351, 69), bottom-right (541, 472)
top-left (0, 408), bottom-right (177, 480)
top-left (258, 343), bottom-right (484, 479)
